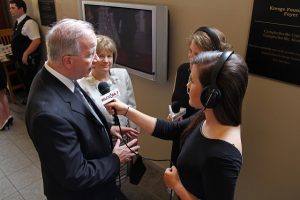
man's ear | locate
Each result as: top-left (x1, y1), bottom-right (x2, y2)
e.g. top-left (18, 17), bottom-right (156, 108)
top-left (62, 55), bottom-right (73, 69)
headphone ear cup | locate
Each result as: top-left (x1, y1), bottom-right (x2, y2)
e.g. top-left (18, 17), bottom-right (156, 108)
top-left (200, 86), bottom-right (222, 108)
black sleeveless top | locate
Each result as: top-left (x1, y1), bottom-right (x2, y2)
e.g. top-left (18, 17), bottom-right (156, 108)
top-left (153, 119), bottom-right (242, 200)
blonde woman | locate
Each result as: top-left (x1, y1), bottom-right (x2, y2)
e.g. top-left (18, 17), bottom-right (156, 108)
top-left (78, 34), bottom-right (137, 186)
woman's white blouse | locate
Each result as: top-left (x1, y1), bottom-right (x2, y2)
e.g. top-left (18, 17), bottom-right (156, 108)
top-left (78, 68), bottom-right (137, 128)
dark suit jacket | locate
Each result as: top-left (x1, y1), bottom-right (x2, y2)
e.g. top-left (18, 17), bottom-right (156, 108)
top-left (25, 67), bottom-right (120, 200)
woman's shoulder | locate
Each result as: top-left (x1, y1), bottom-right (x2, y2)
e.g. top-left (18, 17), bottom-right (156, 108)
top-left (77, 74), bottom-right (99, 93)
top-left (111, 67), bottom-right (129, 75)
top-left (204, 137), bottom-right (242, 166)
top-left (110, 67), bottom-right (131, 83)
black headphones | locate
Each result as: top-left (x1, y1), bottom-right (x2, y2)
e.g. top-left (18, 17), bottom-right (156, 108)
top-left (200, 51), bottom-right (234, 108)
top-left (194, 26), bottom-right (222, 51)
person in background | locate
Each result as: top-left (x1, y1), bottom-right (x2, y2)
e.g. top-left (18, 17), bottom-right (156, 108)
top-left (170, 26), bottom-right (232, 166)
top-left (25, 18), bottom-right (139, 200)
top-left (78, 35), bottom-right (137, 129)
top-left (106, 51), bottom-right (248, 200)
top-left (0, 68), bottom-right (13, 131)
top-left (78, 34), bottom-right (137, 186)
top-left (9, 0), bottom-right (41, 102)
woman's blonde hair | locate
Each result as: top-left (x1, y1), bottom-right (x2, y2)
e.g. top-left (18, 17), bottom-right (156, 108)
top-left (187, 27), bottom-right (232, 51)
top-left (96, 35), bottom-right (118, 63)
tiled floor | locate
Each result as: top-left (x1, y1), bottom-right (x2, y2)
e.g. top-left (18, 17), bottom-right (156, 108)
top-left (0, 103), bottom-right (46, 200)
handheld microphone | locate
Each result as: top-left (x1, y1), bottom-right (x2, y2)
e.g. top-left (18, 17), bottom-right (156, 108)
top-left (98, 82), bottom-right (121, 125)
top-left (98, 82), bottom-right (171, 185)
top-left (98, 82), bottom-right (121, 104)
top-left (98, 82), bottom-right (147, 185)
top-left (168, 101), bottom-right (186, 121)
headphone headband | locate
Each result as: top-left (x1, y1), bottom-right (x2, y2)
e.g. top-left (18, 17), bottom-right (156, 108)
top-left (210, 51), bottom-right (234, 86)
top-left (194, 26), bottom-right (221, 51)
top-left (200, 51), bottom-right (234, 108)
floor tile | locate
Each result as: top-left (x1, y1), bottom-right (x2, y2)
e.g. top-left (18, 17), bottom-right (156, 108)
top-left (0, 142), bottom-right (22, 162)
top-left (0, 168), bottom-right (4, 179)
top-left (5, 127), bottom-right (28, 142)
top-left (14, 136), bottom-right (34, 153)
top-left (33, 161), bottom-right (41, 169)
top-left (3, 192), bottom-right (25, 200)
top-left (0, 152), bottom-right (32, 176)
top-left (0, 133), bottom-right (9, 145)
top-left (0, 177), bottom-right (17, 199)
top-left (23, 148), bottom-right (40, 163)
top-left (18, 179), bottom-right (46, 200)
top-left (8, 164), bottom-right (42, 190)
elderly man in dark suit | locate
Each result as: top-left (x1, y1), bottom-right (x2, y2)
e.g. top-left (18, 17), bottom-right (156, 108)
top-left (25, 18), bottom-right (139, 200)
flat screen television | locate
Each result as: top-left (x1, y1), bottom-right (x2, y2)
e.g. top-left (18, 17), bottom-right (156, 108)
top-left (80, 1), bottom-right (168, 83)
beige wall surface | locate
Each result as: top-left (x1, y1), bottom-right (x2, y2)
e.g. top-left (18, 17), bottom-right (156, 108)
top-left (21, 0), bottom-right (300, 199)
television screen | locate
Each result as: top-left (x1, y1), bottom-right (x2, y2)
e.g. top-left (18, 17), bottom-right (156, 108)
top-left (81, 1), bottom-right (168, 83)
top-left (84, 4), bottom-right (152, 74)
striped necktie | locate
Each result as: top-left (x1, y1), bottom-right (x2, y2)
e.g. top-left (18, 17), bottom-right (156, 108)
top-left (74, 81), bottom-right (101, 121)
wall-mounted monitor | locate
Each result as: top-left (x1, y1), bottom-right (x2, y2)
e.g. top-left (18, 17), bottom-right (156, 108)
top-left (80, 1), bottom-right (168, 83)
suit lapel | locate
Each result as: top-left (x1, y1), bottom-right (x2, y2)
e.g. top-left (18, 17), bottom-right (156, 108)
top-left (78, 84), bottom-right (113, 147)
top-left (79, 86), bottom-right (111, 128)
top-left (40, 68), bottom-right (104, 127)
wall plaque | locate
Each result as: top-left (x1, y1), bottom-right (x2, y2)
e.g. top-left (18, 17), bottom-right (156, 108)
top-left (246, 0), bottom-right (300, 85)
top-left (38, 0), bottom-right (57, 27)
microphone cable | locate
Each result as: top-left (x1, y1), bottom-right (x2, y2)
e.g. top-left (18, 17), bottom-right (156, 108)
top-left (112, 108), bottom-right (208, 192)
top-left (113, 113), bottom-right (171, 188)
top-left (114, 118), bottom-right (171, 163)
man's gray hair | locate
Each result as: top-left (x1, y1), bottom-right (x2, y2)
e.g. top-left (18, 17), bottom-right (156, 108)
top-left (46, 18), bottom-right (95, 63)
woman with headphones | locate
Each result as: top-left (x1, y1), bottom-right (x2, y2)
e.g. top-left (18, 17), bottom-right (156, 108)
top-left (171, 26), bottom-right (232, 119)
top-left (170, 27), bottom-right (232, 167)
top-left (106, 50), bottom-right (248, 200)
